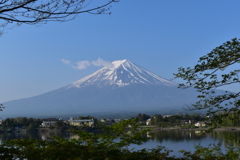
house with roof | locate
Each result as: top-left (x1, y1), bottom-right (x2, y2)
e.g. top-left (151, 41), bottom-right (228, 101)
top-left (69, 117), bottom-right (94, 127)
top-left (41, 118), bottom-right (59, 127)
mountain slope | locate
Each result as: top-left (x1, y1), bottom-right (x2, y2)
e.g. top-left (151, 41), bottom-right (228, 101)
top-left (68, 59), bottom-right (177, 89)
top-left (2, 59), bottom-right (200, 117)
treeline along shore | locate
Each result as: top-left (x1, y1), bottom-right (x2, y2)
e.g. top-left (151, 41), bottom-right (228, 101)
top-left (1, 112), bottom-right (239, 133)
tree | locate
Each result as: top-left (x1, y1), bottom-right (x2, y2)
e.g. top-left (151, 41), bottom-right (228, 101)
top-left (174, 38), bottom-right (240, 128)
top-left (151, 114), bottom-right (163, 125)
top-left (54, 120), bottom-right (65, 128)
top-left (0, 0), bottom-right (119, 35)
top-left (137, 113), bottom-right (151, 121)
top-left (0, 104), bottom-right (4, 111)
top-left (0, 119), bottom-right (168, 160)
top-left (2, 118), bottom-right (240, 159)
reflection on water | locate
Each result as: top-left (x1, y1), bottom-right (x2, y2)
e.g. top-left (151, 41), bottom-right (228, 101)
top-left (0, 129), bottom-right (239, 156)
top-left (0, 130), bottom-right (71, 142)
top-left (148, 129), bottom-right (240, 147)
top-left (151, 130), bottom-right (206, 142)
top-left (132, 129), bottom-right (240, 156)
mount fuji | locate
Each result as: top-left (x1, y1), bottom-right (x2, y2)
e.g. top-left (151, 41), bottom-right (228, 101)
top-left (68, 59), bottom-right (177, 88)
top-left (2, 59), bottom-right (200, 117)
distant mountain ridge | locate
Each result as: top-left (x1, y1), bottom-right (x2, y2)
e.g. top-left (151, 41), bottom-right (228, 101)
top-left (2, 59), bottom-right (200, 117)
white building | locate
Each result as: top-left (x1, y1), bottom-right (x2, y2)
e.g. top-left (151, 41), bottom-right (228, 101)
top-left (41, 118), bottom-right (58, 127)
top-left (146, 118), bottom-right (152, 125)
top-left (69, 118), bottom-right (94, 127)
top-left (194, 121), bottom-right (206, 127)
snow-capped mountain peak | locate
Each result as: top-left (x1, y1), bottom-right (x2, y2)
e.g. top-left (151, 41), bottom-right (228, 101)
top-left (111, 59), bottom-right (127, 68)
top-left (68, 59), bottom-right (177, 89)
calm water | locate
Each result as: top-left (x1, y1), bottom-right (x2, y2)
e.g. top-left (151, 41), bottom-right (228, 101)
top-left (0, 129), bottom-right (239, 157)
top-left (131, 129), bottom-right (240, 156)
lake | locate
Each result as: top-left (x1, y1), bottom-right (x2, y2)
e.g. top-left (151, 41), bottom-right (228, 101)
top-left (0, 129), bottom-right (239, 157)
top-left (131, 129), bottom-right (239, 156)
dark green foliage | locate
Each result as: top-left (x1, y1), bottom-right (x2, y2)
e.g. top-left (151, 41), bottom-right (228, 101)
top-left (137, 113), bottom-right (151, 121)
top-left (76, 115), bottom-right (104, 128)
top-left (1, 117), bottom-right (41, 129)
top-left (180, 141), bottom-right (240, 160)
top-left (0, 119), bottom-right (164, 160)
top-left (174, 38), bottom-right (240, 128)
top-left (77, 115), bottom-right (95, 120)
top-left (54, 120), bottom-right (66, 128)
top-left (0, 104), bottom-right (4, 111)
top-left (149, 113), bottom-right (204, 128)
top-left (0, 119), bottom-right (240, 159)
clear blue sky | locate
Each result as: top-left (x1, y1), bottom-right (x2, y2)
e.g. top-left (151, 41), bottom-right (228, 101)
top-left (0, 0), bottom-right (240, 103)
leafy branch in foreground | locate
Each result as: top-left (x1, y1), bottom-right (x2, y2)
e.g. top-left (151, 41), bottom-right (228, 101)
top-left (0, 104), bottom-right (4, 111)
top-left (180, 140), bottom-right (240, 160)
top-left (0, 119), bottom-right (170, 160)
top-left (174, 38), bottom-right (240, 128)
top-left (1, 119), bottom-right (240, 159)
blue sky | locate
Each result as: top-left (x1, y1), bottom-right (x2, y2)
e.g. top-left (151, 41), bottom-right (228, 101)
top-left (0, 0), bottom-right (240, 103)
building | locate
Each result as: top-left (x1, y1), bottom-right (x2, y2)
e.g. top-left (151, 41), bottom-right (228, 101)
top-left (146, 118), bottom-right (152, 125)
top-left (41, 118), bottom-right (58, 127)
top-left (194, 121), bottom-right (206, 127)
top-left (163, 115), bottom-right (172, 118)
top-left (113, 119), bottom-right (122, 123)
top-left (69, 118), bottom-right (94, 127)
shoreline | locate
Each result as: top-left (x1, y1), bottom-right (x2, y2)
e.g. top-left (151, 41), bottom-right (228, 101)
top-left (139, 125), bottom-right (240, 131)
top-left (1, 126), bottom-right (240, 133)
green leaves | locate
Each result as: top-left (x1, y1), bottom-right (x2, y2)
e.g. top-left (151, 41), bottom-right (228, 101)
top-left (174, 38), bottom-right (240, 127)
top-left (0, 119), bottom-right (153, 160)
top-left (180, 137), bottom-right (240, 160)
top-left (2, 119), bottom-right (240, 159)
top-left (0, 104), bottom-right (4, 111)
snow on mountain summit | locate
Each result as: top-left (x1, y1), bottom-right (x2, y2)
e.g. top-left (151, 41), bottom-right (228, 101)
top-left (68, 59), bottom-right (177, 89)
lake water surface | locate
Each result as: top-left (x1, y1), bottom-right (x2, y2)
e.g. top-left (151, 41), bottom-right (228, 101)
top-left (0, 129), bottom-right (239, 157)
